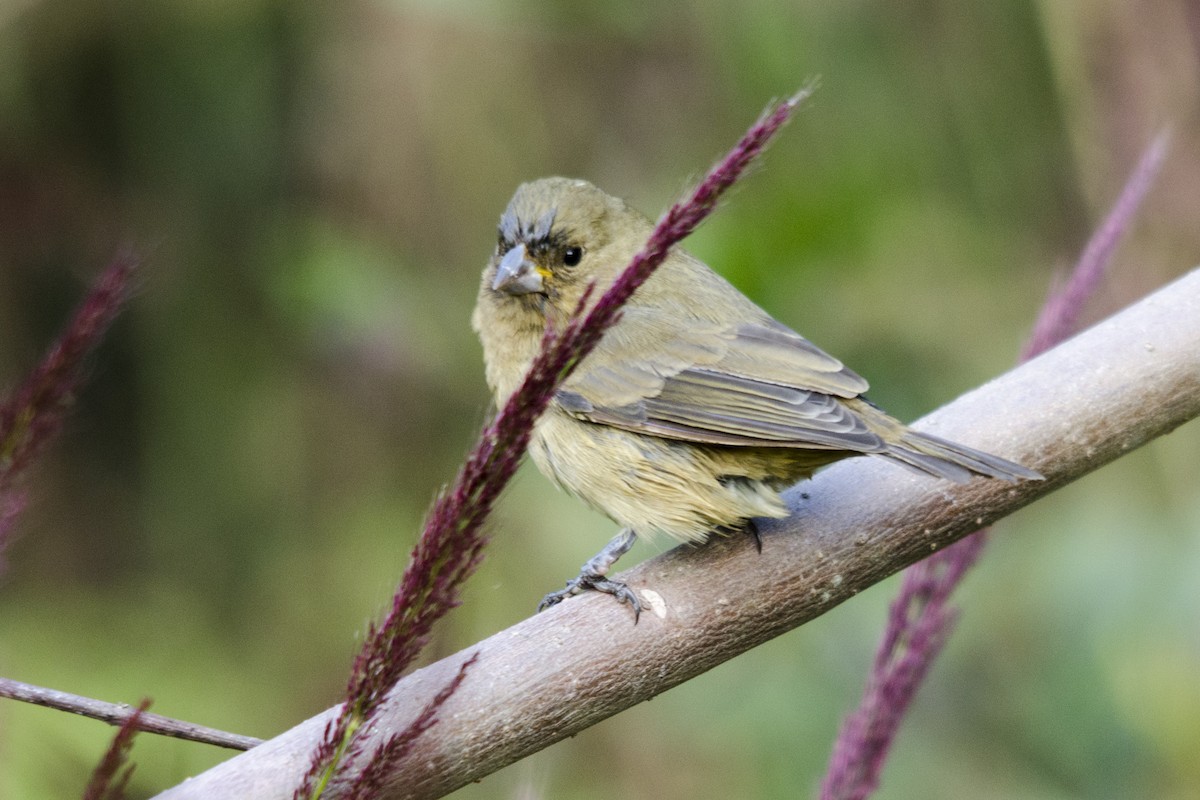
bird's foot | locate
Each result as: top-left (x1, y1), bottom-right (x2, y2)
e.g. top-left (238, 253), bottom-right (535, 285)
top-left (538, 573), bottom-right (643, 621)
top-left (537, 527), bottom-right (641, 621)
top-left (716, 519), bottom-right (763, 553)
top-left (744, 518), bottom-right (763, 553)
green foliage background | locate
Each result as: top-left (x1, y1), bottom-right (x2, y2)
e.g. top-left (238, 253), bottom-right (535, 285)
top-left (1, 1), bottom-right (1198, 797)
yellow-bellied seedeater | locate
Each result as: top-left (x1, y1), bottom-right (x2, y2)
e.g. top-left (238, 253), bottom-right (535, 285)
top-left (473, 177), bottom-right (1039, 618)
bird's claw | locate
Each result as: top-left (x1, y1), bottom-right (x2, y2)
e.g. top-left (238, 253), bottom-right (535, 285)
top-left (745, 518), bottom-right (763, 553)
top-left (538, 573), bottom-right (643, 622)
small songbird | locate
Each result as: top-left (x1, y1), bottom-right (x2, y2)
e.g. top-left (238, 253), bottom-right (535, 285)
top-left (472, 177), bottom-right (1040, 618)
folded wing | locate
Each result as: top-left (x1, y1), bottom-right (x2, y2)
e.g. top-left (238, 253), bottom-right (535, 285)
top-left (557, 313), bottom-right (886, 453)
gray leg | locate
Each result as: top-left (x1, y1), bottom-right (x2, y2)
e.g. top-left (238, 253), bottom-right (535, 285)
top-left (538, 528), bottom-right (642, 621)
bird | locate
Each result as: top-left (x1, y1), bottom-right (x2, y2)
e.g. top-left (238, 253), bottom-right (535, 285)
top-left (472, 177), bottom-right (1040, 620)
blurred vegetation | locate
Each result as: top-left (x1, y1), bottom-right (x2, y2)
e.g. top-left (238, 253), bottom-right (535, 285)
top-left (1, 1), bottom-right (1198, 798)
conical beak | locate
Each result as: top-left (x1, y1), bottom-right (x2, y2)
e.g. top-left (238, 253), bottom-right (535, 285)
top-left (492, 243), bottom-right (544, 295)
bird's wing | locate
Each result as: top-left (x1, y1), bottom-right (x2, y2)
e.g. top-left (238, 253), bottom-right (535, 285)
top-left (557, 310), bottom-right (886, 451)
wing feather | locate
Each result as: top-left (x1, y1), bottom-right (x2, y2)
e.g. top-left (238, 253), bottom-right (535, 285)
top-left (556, 309), bottom-right (884, 453)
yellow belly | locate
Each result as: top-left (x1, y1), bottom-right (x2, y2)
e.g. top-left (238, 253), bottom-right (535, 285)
top-left (528, 407), bottom-right (840, 543)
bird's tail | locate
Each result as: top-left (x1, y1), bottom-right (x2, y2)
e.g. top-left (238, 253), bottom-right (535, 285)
top-left (882, 430), bottom-right (1042, 484)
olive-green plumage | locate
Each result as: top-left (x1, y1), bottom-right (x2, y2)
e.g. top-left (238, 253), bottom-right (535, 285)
top-left (473, 177), bottom-right (1039, 611)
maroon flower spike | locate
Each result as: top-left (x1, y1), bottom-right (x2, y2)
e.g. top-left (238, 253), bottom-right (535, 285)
top-left (295, 89), bottom-right (814, 799)
top-left (81, 698), bottom-right (152, 800)
top-left (820, 132), bottom-right (1169, 800)
top-left (0, 252), bottom-right (138, 571)
top-left (341, 652), bottom-right (479, 800)
top-left (0, 491), bottom-right (27, 575)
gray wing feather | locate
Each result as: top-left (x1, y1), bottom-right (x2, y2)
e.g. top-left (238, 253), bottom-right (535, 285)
top-left (556, 311), bottom-right (883, 452)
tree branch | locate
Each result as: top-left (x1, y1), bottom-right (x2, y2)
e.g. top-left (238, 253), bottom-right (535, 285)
top-left (0, 678), bottom-right (262, 752)
top-left (153, 266), bottom-right (1200, 800)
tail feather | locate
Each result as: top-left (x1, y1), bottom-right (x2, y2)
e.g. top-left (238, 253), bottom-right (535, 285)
top-left (882, 431), bottom-right (1042, 484)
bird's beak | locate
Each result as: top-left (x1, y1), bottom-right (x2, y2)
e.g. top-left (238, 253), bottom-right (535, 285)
top-left (492, 243), bottom-right (544, 295)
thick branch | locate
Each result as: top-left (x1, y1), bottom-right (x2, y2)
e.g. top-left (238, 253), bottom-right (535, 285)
top-left (154, 267), bottom-right (1200, 800)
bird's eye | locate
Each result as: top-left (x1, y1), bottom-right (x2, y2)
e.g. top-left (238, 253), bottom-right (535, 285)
top-left (562, 246), bottom-right (583, 267)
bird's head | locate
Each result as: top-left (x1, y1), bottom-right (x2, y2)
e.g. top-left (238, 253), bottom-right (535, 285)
top-left (483, 177), bottom-right (649, 317)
